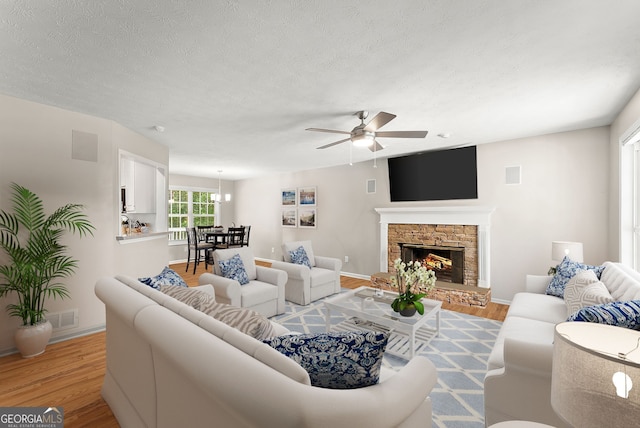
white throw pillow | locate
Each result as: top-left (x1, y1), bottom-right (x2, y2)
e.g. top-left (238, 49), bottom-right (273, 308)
top-left (564, 270), bottom-right (614, 316)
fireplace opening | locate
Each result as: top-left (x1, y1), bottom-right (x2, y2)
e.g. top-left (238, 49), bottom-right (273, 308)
top-left (399, 243), bottom-right (465, 284)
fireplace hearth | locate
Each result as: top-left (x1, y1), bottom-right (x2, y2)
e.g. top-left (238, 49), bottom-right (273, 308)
top-left (400, 243), bottom-right (464, 284)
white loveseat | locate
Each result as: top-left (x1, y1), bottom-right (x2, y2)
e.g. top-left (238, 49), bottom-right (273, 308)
top-left (484, 261), bottom-right (640, 427)
top-left (95, 275), bottom-right (438, 428)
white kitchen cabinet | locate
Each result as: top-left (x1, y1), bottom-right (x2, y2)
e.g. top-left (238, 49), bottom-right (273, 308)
top-left (120, 158), bottom-right (156, 213)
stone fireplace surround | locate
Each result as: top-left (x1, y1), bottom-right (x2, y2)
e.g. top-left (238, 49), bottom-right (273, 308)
top-left (375, 207), bottom-right (495, 288)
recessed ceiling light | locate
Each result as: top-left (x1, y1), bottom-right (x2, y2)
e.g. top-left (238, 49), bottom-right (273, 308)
top-left (437, 133), bottom-right (451, 139)
top-left (154, 125), bottom-right (165, 132)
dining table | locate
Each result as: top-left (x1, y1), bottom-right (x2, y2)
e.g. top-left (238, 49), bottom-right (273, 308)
top-left (203, 228), bottom-right (229, 248)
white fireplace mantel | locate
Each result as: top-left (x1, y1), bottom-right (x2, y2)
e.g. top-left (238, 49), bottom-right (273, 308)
top-left (375, 206), bottom-right (495, 288)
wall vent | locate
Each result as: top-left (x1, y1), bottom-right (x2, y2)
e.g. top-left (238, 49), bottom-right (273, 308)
top-left (48, 309), bottom-right (79, 331)
top-left (366, 179), bottom-right (376, 194)
top-left (72, 130), bottom-right (98, 162)
top-left (505, 166), bottom-right (521, 185)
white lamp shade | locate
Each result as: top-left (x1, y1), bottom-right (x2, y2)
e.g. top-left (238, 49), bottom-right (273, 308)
top-left (552, 322), bottom-right (640, 427)
top-left (551, 241), bottom-right (583, 263)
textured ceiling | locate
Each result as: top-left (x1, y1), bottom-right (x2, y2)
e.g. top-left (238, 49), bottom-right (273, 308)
top-left (2, 1), bottom-right (640, 180)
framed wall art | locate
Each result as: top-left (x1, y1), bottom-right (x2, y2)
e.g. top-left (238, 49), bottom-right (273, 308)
top-left (298, 186), bottom-right (316, 206)
top-left (298, 207), bottom-right (316, 228)
top-left (281, 188), bottom-right (297, 206)
top-left (281, 208), bottom-right (297, 227)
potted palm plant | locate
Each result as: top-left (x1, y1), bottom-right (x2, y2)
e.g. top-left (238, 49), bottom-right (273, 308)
top-left (390, 258), bottom-right (437, 316)
top-left (0, 183), bottom-right (94, 357)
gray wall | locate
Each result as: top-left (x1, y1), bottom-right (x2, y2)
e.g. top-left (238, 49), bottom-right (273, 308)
top-left (0, 93), bottom-right (170, 354)
top-left (235, 126), bottom-right (611, 303)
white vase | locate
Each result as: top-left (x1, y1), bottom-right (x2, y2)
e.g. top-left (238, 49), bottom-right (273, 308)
top-left (14, 320), bottom-right (53, 358)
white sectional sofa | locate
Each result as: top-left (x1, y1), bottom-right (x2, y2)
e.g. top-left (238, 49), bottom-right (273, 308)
top-left (484, 261), bottom-right (640, 427)
top-left (95, 275), bottom-right (438, 428)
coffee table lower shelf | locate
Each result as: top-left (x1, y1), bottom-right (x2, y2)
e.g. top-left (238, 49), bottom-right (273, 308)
top-left (330, 317), bottom-right (438, 360)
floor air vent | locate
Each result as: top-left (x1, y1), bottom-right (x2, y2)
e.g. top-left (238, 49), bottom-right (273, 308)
top-left (48, 309), bottom-right (79, 330)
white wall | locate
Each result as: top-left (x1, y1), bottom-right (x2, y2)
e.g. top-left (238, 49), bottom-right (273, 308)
top-left (0, 94), bottom-right (170, 354)
top-left (235, 126), bottom-right (610, 302)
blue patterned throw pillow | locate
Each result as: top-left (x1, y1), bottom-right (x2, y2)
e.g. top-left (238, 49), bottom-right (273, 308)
top-left (218, 253), bottom-right (250, 285)
top-left (289, 245), bottom-right (312, 269)
top-left (568, 300), bottom-right (640, 330)
top-left (546, 256), bottom-right (605, 298)
top-left (262, 331), bottom-right (388, 389)
top-left (138, 266), bottom-right (187, 289)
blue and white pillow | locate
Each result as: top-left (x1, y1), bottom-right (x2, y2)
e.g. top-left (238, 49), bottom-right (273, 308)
top-left (218, 253), bottom-right (250, 285)
top-left (546, 256), bottom-right (605, 298)
top-left (262, 331), bottom-right (388, 389)
top-left (289, 245), bottom-right (312, 269)
top-left (567, 300), bottom-right (640, 330)
top-left (138, 266), bottom-right (187, 289)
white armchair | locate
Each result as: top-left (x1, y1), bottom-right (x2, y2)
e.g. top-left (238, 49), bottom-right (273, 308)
top-left (271, 240), bottom-right (342, 306)
top-left (199, 247), bottom-right (287, 317)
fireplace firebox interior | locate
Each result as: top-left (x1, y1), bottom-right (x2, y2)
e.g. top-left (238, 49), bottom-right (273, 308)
top-left (399, 243), bottom-right (465, 284)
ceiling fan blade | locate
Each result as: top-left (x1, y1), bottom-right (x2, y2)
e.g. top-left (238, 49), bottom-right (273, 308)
top-left (364, 112), bottom-right (396, 132)
top-left (375, 130), bottom-right (428, 138)
top-left (306, 128), bottom-right (351, 135)
top-left (316, 138), bottom-right (351, 149)
top-left (368, 140), bottom-right (384, 152)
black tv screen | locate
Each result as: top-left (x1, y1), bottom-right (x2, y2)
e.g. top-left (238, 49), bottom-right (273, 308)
top-left (388, 146), bottom-right (478, 202)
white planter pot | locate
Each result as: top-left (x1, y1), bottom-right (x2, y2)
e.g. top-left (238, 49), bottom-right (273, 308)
top-left (14, 320), bottom-right (53, 358)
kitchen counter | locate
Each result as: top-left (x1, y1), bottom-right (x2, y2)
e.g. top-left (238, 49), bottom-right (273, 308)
top-left (115, 231), bottom-right (168, 243)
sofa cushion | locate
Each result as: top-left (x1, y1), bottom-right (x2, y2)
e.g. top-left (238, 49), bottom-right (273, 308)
top-left (218, 253), bottom-right (250, 285)
top-left (282, 241), bottom-right (316, 267)
top-left (159, 285), bottom-right (218, 312)
top-left (241, 281), bottom-right (279, 307)
top-left (289, 245), bottom-right (312, 269)
top-left (546, 256), bottom-right (605, 298)
top-left (506, 292), bottom-right (567, 324)
top-left (138, 266), bottom-right (187, 289)
top-left (563, 270), bottom-right (613, 315)
top-left (159, 284), bottom-right (275, 340)
top-left (310, 267), bottom-right (337, 288)
top-left (600, 262), bottom-right (640, 301)
top-left (487, 316), bottom-right (557, 371)
top-left (262, 331), bottom-right (388, 389)
top-left (567, 300), bottom-right (640, 330)
top-left (204, 303), bottom-right (276, 340)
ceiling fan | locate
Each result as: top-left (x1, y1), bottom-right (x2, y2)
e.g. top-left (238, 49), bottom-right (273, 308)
top-left (307, 110), bottom-right (428, 152)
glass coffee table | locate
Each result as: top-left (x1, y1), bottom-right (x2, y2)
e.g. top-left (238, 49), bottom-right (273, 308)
top-left (324, 286), bottom-right (441, 360)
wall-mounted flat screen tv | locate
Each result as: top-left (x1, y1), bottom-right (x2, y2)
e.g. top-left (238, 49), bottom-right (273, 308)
top-left (388, 146), bottom-right (478, 202)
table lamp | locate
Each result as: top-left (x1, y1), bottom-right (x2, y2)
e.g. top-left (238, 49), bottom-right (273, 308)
top-left (552, 322), bottom-right (640, 427)
top-left (551, 241), bottom-right (584, 263)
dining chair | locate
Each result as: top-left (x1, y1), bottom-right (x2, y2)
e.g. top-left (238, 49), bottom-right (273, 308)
top-left (196, 225), bottom-right (214, 241)
top-left (240, 225), bottom-right (251, 247)
top-left (186, 227), bottom-right (215, 274)
top-left (226, 227), bottom-right (245, 248)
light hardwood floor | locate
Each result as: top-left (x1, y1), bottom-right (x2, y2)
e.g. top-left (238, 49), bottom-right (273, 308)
top-left (0, 261), bottom-right (508, 427)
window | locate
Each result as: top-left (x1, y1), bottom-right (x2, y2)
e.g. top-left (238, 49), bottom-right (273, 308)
top-left (168, 188), bottom-right (217, 241)
top-left (620, 119), bottom-right (640, 267)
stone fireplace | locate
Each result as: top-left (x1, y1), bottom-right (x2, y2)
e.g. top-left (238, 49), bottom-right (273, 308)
top-left (375, 207), bottom-right (494, 288)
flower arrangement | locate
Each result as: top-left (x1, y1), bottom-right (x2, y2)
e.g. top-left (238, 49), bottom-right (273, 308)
top-left (390, 258), bottom-right (437, 315)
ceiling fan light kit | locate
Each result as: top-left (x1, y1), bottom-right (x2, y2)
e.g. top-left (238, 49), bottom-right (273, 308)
top-left (308, 110), bottom-right (428, 153)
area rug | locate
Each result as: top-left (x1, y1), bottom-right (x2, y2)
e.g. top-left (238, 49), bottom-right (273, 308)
top-left (272, 293), bottom-right (502, 428)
